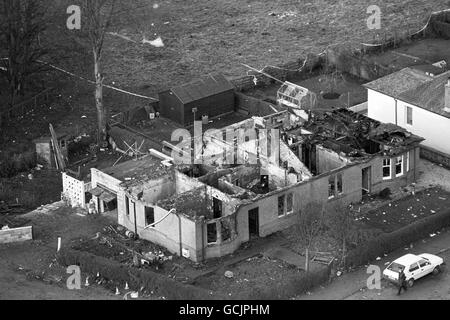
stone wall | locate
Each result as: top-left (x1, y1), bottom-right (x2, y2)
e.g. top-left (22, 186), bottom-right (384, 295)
top-left (420, 146), bottom-right (450, 169)
top-left (0, 226), bottom-right (33, 244)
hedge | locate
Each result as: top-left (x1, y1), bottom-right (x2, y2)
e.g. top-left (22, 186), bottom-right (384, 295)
top-left (345, 209), bottom-right (450, 268)
top-left (240, 265), bottom-right (331, 300)
top-left (57, 248), bottom-right (221, 300)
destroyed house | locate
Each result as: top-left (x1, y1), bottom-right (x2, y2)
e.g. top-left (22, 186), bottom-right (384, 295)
top-left (62, 109), bottom-right (423, 262)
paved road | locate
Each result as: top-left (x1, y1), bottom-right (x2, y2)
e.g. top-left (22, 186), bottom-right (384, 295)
top-left (299, 228), bottom-right (450, 300)
top-left (346, 249), bottom-right (450, 300)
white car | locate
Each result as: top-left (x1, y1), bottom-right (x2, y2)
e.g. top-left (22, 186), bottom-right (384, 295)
top-left (383, 253), bottom-right (444, 287)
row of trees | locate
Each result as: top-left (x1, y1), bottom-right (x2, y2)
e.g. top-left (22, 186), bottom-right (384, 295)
top-left (0, 0), bottom-right (118, 143)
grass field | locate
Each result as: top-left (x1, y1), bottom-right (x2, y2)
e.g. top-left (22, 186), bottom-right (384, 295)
top-left (48, 0), bottom-right (449, 90)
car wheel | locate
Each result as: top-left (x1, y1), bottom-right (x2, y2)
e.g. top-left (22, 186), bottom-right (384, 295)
top-left (432, 266), bottom-right (441, 275)
top-left (407, 278), bottom-right (414, 288)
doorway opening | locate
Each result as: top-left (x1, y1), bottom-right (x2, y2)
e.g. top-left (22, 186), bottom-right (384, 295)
top-left (248, 207), bottom-right (259, 238)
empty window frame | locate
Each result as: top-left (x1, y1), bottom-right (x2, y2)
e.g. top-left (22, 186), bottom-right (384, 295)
top-left (286, 193), bottom-right (293, 214)
top-left (145, 206), bottom-right (155, 227)
top-left (207, 223), bottom-right (217, 244)
top-left (406, 106), bottom-right (413, 125)
top-left (278, 195), bottom-right (285, 217)
top-left (337, 174), bottom-right (343, 195)
top-left (396, 156), bottom-right (404, 177)
top-left (328, 175), bottom-right (336, 199)
top-left (382, 159), bottom-right (391, 180)
top-left (125, 196), bottom-right (130, 216)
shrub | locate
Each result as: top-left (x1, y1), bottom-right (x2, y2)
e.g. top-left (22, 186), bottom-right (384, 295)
top-left (378, 188), bottom-right (391, 199)
top-left (345, 209), bottom-right (450, 268)
top-left (57, 248), bottom-right (220, 300)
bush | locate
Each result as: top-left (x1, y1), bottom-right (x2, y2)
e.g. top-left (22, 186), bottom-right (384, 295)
top-left (57, 248), bottom-right (221, 300)
top-left (0, 151), bottom-right (36, 178)
top-left (242, 265), bottom-right (330, 300)
top-left (345, 209), bottom-right (450, 268)
top-left (378, 188), bottom-right (392, 199)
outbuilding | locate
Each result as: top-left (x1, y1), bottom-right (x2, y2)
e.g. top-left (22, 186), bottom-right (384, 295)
top-left (158, 73), bottom-right (235, 126)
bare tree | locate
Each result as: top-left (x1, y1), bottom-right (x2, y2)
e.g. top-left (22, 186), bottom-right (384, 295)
top-left (325, 202), bottom-right (357, 264)
top-left (295, 202), bottom-right (324, 272)
top-left (81, 0), bottom-right (117, 145)
top-left (0, 0), bottom-right (47, 108)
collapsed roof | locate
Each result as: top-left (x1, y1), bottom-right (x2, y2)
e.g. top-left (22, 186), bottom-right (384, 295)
top-left (287, 108), bottom-right (424, 159)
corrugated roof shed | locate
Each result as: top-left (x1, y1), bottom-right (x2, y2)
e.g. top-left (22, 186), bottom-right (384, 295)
top-left (399, 70), bottom-right (450, 118)
top-left (363, 67), bottom-right (434, 97)
top-left (170, 73), bottom-right (235, 104)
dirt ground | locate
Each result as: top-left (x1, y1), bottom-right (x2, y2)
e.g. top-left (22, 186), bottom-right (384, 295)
top-left (194, 254), bottom-right (304, 298)
top-left (0, 169), bottom-right (62, 210)
top-left (0, 205), bottom-right (125, 299)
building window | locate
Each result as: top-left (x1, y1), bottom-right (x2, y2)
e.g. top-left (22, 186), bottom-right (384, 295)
top-left (383, 159), bottom-right (391, 180)
top-left (328, 175), bottom-right (336, 199)
top-left (406, 106), bottom-right (413, 125)
top-left (286, 193), bottom-right (293, 214)
top-left (207, 223), bottom-right (217, 244)
top-left (278, 195), bottom-right (285, 217)
top-left (396, 156), bottom-right (404, 177)
top-left (145, 207), bottom-right (155, 227)
top-left (337, 174), bottom-right (343, 195)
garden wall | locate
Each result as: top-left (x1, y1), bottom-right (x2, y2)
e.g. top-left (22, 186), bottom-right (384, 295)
top-left (430, 10), bottom-right (450, 39)
top-left (0, 226), bottom-right (33, 244)
top-left (420, 146), bottom-right (450, 170)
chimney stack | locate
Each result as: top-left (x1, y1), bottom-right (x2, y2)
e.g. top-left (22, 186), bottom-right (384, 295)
top-left (445, 77), bottom-right (450, 113)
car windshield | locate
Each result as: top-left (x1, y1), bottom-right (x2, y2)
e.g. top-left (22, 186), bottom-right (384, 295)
top-left (388, 262), bottom-right (404, 273)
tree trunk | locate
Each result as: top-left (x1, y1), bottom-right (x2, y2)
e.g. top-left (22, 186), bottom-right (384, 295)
top-left (94, 49), bottom-right (106, 145)
top-left (305, 247), bottom-right (309, 273)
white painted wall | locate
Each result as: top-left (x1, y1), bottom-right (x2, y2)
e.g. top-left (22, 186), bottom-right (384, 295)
top-left (367, 88), bottom-right (450, 156)
top-left (367, 89), bottom-right (397, 124)
top-left (396, 100), bottom-right (450, 155)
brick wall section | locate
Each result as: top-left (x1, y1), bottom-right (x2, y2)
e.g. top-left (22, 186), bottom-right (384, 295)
top-left (420, 146), bottom-right (450, 169)
top-left (0, 226), bottom-right (33, 244)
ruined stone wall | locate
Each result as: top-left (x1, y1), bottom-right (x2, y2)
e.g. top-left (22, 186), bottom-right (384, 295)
top-left (62, 172), bottom-right (88, 208)
top-left (0, 226), bottom-right (33, 244)
top-left (235, 148), bottom-right (419, 240)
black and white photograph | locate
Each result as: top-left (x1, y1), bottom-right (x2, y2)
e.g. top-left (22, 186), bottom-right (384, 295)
top-left (1, 0), bottom-right (450, 311)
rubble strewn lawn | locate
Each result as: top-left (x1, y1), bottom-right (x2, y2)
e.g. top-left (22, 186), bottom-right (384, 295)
top-left (358, 187), bottom-right (450, 233)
